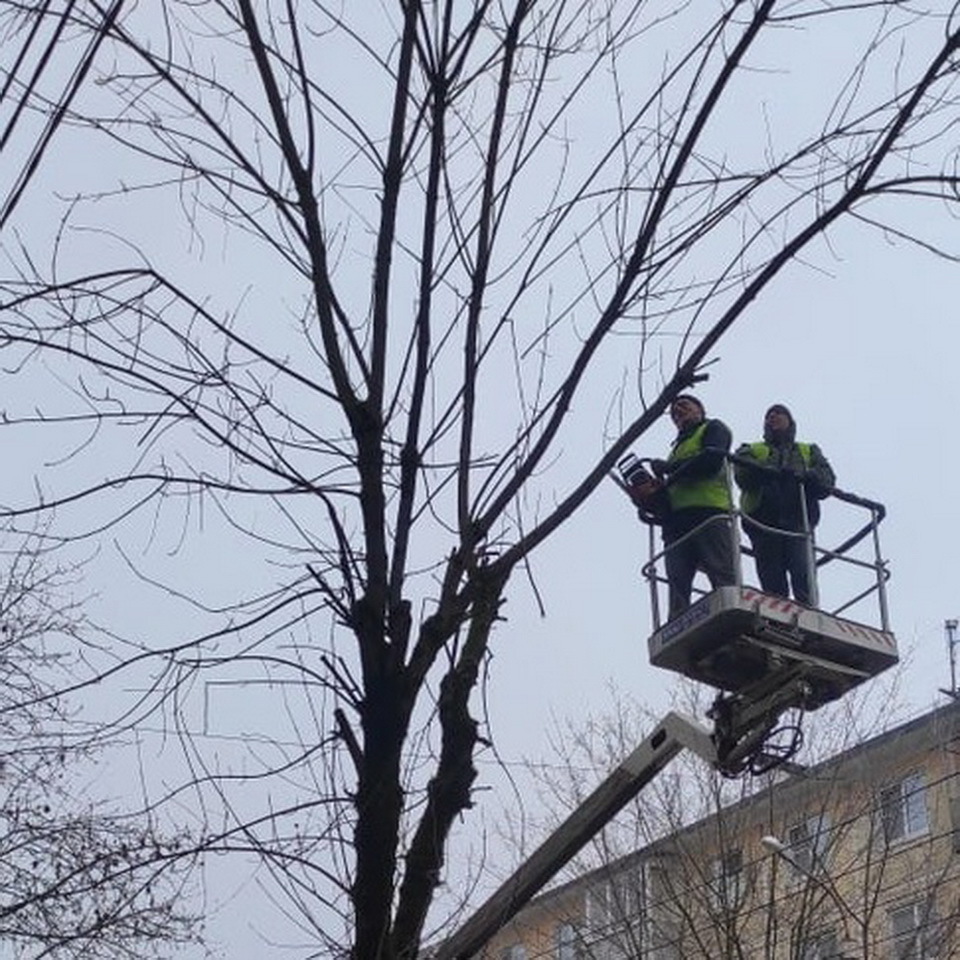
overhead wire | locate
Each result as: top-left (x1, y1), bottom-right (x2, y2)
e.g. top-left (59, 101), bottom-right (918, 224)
top-left (0, 0), bottom-right (124, 231)
top-left (0, 0), bottom-right (72, 152)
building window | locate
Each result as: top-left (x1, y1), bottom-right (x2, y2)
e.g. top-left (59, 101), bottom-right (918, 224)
top-left (710, 849), bottom-right (743, 909)
top-left (645, 862), bottom-right (680, 960)
top-left (890, 899), bottom-right (941, 959)
top-left (799, 930), bottom-right (840, 960)
top-left (880, 772), bottom-right (929, 843)
top-left (786, 814), bottom-right (831, 882)
top-left (584, 865), bottom-right (645, 960)
top-left (586, 867), bottom-right (643, 927)
top-left (500, 945), bottom-right (527, 960)
top-left (555, 922), bottom-right (578, 960)
top-left (584, 881), bottom-right (613, 960)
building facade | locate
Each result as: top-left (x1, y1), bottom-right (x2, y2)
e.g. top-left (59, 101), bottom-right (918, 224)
top-left (480, 701), bottom-right (960, 960)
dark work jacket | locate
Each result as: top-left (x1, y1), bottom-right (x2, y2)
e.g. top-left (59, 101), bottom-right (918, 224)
top-left (734, 438), bottom-right (835, 532)
top-left (662, 418), bottom-right (732, 539)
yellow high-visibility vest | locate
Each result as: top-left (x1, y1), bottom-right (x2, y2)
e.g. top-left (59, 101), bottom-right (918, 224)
top-left (667, 423), bottom-right (732, 512)
top-left (739, 441), bottom-right (812, 515)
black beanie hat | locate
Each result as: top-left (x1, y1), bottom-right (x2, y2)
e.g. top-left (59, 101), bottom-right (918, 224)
top-left (672, 394), bottom-right (705, 416)
top-left (764, 403), bottom-right (796, 443)
top-left (766, 403), bottom-right (794, 427)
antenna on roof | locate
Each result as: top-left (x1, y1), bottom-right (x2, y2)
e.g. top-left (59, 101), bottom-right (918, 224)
top-left (941, 619), bottom-right (959, 701)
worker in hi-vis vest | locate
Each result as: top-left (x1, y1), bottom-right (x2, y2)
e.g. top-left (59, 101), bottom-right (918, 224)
top-left (647, 394), bottom-right (737, 619)
top-left (734, 404), bottom-right (835, 605)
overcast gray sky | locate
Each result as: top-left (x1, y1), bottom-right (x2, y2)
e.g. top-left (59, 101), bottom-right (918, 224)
top-left (2, 3), bottom-right (959, 958)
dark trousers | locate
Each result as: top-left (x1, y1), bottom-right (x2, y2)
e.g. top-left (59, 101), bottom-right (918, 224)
top-left (663, 514), bottom-right (737, 619)
top-left (748, 528), bottom-right (814, 604)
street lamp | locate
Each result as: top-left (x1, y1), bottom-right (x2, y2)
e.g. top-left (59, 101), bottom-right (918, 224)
top-left (760, 834), bottom-right (865, 958)
top-left (760, 834), bottom-right (787, 856)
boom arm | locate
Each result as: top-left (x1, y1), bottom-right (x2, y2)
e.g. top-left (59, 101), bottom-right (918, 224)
top-left (433, 712), bottom-right (717, 960)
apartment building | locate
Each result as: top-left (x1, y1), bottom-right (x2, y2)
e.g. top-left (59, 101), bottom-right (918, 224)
top-left (480, 699), bottom-right (960, 960)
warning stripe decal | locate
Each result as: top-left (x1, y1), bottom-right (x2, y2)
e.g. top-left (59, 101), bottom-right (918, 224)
top-left (738, 588), bottom-right (895, 649)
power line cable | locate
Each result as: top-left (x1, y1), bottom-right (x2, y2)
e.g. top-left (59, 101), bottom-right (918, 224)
top-left (0, 0), bottom-right (73, 152)
top-left (0, 0), bottom-right (124, 231)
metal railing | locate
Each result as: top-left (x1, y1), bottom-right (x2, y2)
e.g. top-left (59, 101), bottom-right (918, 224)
top-left (638, 456), bottom-right (890, 633)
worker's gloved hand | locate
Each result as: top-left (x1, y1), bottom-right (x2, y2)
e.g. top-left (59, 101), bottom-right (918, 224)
top-left (747, 462), bottom-right (777, 485)
top-left (628, 477), bottom-right (662, 505)
top-left (736, 460), bottom-right (766, 485)
top-left (649, 459), bottom-right (669, 479)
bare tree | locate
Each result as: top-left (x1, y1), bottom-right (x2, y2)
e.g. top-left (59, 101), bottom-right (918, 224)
top-left (0, 527), bottom-right (199, 958)
top-left (0, 2), bottom-right (958, 958)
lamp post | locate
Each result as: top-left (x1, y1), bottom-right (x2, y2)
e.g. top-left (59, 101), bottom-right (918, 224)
top-left (760, 835), bottom-right (866, 959)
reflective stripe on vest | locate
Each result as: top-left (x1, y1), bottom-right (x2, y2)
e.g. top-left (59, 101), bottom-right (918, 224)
top-left (667, 422), bottom-right (732, 512)
top-left (740, 442), bottom-right (811, 515)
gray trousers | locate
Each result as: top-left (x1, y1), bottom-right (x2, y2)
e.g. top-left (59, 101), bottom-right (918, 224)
top-left (664, 514), bottom-right (736, 619)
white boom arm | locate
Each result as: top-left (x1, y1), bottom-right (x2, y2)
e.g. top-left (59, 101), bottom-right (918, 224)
top-left (433, 712), bottom-right (717, 960)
